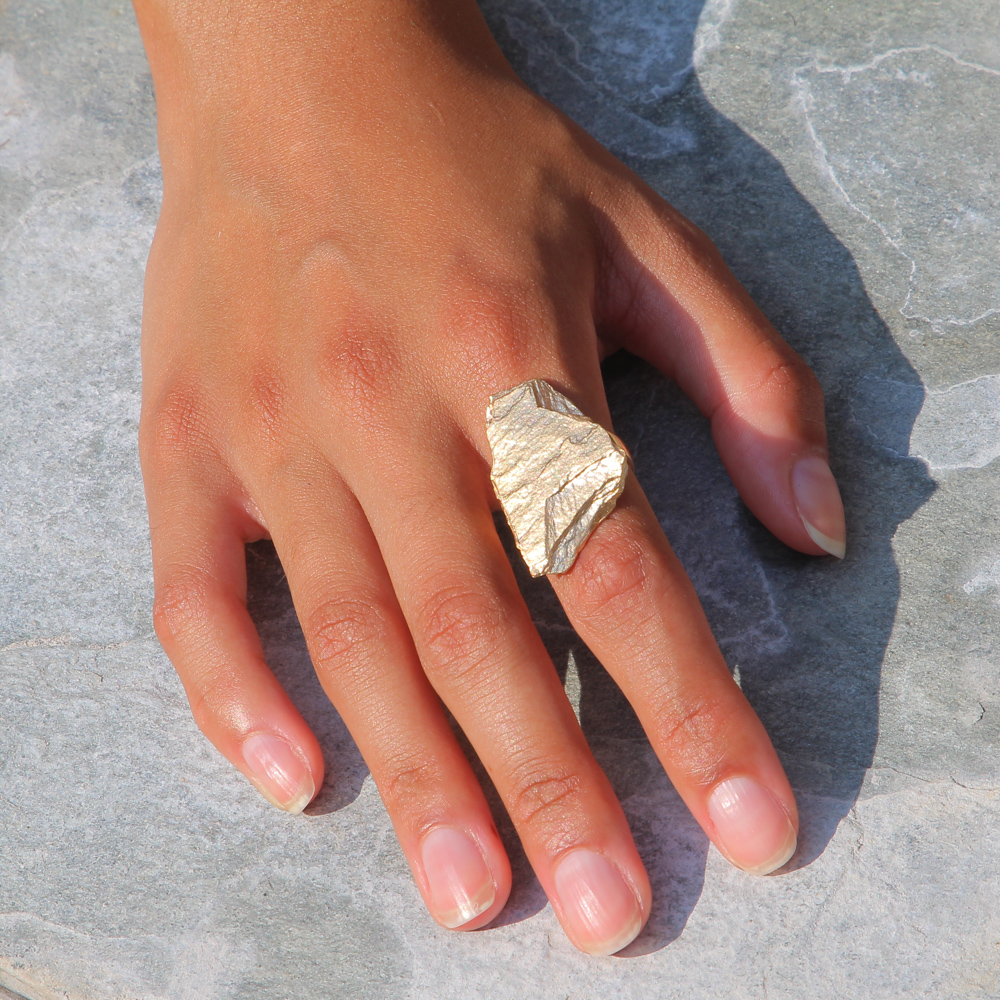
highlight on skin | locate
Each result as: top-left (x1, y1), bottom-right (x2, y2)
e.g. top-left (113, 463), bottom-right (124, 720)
top-left (420, 826), bottom-right (497, 929)
top-left (707, 776), bottom-right (798, 876)
top-left (792, 455), bottom-right (847, 558)
top-left (242, 733), bottom-right (316, 814)
top-left (553, 849), bottom-right (644, 956)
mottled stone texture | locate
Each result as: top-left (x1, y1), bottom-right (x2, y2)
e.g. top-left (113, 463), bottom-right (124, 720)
top-left (1, 1), bottom-right (998, 997)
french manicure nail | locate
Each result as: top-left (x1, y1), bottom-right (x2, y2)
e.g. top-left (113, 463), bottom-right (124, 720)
top-left (420, 827), bottom-right (496, 929)
top-left (553, 849), bottom-right (642, 957)
top-left (792, 454), bottom-right (846, 558)
top-left (242, 733), bottom-right (315, 814)
top-left (707, 776), bottom-right (797, 875)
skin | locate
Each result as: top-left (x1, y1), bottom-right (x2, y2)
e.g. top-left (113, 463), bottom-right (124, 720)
top-left (133, 0), bottom-right (846, 955)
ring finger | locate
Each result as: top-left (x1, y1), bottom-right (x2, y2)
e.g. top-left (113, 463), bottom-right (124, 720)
top-left (550, 477), bottom-right (799, 875)
top-left (437, 355), bottom-right (799, 876)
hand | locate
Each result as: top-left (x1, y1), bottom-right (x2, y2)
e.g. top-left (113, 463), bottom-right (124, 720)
top-left (134, 0), bottom-right (846, 956)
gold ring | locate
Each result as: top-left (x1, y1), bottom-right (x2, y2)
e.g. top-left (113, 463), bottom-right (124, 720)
top-left (486, 379), bottom-right (629, 577)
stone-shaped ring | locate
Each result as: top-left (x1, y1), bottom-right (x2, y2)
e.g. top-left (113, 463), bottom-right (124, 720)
top-left (486, 379), bottom-right (630, 577)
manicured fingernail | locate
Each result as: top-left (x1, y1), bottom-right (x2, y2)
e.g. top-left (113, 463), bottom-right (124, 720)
top-left (792, 454), bottom-right (846, 558)
top-left (242, 733), bottom-right (315, 814)
top-left (553, 850), bottom-right (642, 956)
top-left (420, 827), bottom-right (496, 929)
top-left (708, 776), bottom-right (797, 875)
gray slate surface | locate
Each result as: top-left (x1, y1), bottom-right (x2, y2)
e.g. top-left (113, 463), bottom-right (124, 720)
top-left (1, 1), bottom-right (998, 997)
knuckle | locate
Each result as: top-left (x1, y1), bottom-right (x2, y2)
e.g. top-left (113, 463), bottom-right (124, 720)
top-left (152, 573), bottom-right (249, 732)
top-left (507, 768), bottom-right (584, 831)
top-left (244, 365), bottom-right (287, 448)
top-left (640, 199), bottom-right (719, 264)
top-left (317, 324), bottom-right (400, 420)
top-left (415, 581), bottom-right (508, 684)
top-left (186, 667), bottom-right (243, 734)
top-left (651, 695), bottom-right (728, 776)
top-left (746, 351), bottom-right (821, 404)
top-left (305, 595), bottom-right (393, 680)
top-left (436, 284), bottom-right (532, 385)
top-left (566, 521), bottom-right (651, 623)
top-left (711, 342), bottom-right (826, 439)
top-left (152, 571), bottom-right (215, 649)
top-left (141, 381), bottom-right (215, 466)
top-left (378, 758), bottom-right (444, 816)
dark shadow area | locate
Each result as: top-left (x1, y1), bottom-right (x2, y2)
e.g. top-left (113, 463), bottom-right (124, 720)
top-left (479, 0), bottom-right (936, 951)
top-left (446, 683), bottom-right (552, 929)
top-left (245, 542), bottom-right (369, 814)
top-left (242, 0), bottom-right (935, 955)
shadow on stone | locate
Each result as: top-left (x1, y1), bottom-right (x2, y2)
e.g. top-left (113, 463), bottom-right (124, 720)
top-left (495, 519), bottom-right (712, 943)
top-left (243, 0), bottom-right (934, 950)
top-left (482, 0), bottom-right (936, 951)
top-left (245, 541), bottom-right (368, 814)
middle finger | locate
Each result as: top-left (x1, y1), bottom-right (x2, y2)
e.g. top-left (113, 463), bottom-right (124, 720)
top-left (257, 457), bottom-right (512, 930)
top-left (353, 429), bottom-right (652, 957)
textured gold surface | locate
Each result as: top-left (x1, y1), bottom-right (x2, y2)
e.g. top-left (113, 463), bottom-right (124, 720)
top-left (486, 379), bottom-right (629, 577)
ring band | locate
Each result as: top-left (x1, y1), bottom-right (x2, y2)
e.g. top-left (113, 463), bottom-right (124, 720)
top-left (486, 379), bottom-right (629, 577)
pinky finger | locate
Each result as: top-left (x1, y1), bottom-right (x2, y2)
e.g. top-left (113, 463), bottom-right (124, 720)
top-left (146, 477), bottom-right (325, 813)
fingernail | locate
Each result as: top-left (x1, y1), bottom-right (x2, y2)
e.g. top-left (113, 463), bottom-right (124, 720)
top-left (242, 733), bottom-right (315, 814)
top-left (553, 850), bottom-right (642, 956)
top-left (707, 776), bottom-right (797, 875)
top-left (792, 454), bottom-right (846, 558)
top-left (420, 827), bottom-right (496, 929)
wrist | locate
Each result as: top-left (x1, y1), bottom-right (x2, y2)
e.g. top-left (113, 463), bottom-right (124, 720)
top-left (133, 0), bottom-right (515, 183)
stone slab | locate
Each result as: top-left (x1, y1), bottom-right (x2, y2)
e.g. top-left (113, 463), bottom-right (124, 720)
top-left (1, 1), bottom-right (998, 997)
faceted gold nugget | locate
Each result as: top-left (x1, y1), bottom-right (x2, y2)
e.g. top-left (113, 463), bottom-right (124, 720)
top-left (486, 379), bottom-right (629, 577)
